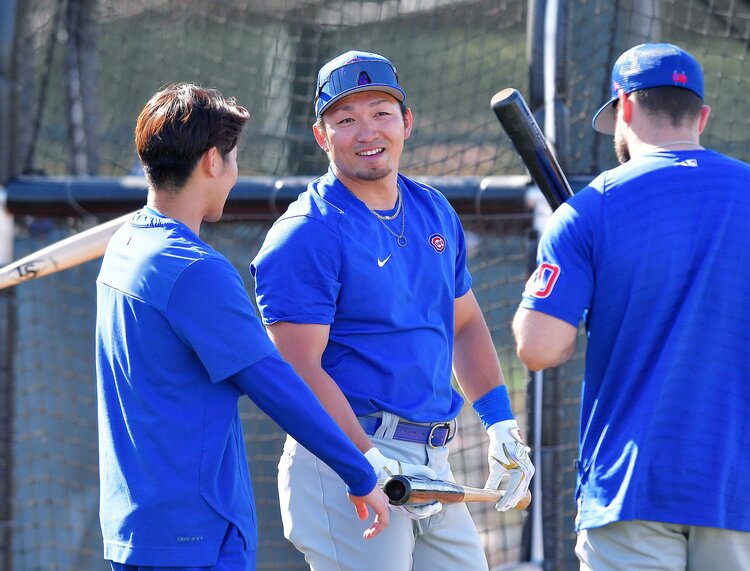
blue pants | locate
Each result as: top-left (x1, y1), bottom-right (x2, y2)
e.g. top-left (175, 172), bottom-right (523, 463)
top-left (109, 524), bottom-right (255, 571)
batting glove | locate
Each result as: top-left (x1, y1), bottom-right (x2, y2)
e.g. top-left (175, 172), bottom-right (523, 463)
top-left (485, 419), bottom-right (535, 512)
top-left (365, 447), bottom-right (443, 520)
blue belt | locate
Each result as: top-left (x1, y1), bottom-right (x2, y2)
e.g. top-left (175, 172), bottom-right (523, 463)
top-left (358, 415), bottom-right (455, 448)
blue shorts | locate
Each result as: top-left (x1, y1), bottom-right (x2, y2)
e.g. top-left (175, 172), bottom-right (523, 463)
top-left (108, 524), bottom-right (255, 571)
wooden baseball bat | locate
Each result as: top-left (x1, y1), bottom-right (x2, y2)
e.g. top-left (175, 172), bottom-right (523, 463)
top-left (491, 87), bottom-right (574, 211)
top-left (0, 211), bottom-right (134, 290)
top-left (383, 475), bottom-right (531, 510)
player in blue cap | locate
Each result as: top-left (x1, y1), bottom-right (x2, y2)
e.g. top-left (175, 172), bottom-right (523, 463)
top-left (95, 83), bottom-right (390, 571)
top-left (251, 50), bottom-right (535, 570)
top-left (513, 43), bottom-right (750, 570)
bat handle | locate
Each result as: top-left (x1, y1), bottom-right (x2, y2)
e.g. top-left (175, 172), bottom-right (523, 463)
top-left (463, 485), bottom-right (532, 510)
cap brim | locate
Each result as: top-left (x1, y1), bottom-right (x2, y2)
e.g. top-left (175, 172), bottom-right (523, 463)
top-left (592, 97), bottom-right (617, 135)
top-left (317, 85), bottom-right (406, 117)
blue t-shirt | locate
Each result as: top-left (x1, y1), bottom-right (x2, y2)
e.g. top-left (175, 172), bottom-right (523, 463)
top-left (96, 207), bottom-right (376, 566)
top-left (520, 150), bottom-right (750, 532)
top-left (251, 170), bottom-right (472, 422)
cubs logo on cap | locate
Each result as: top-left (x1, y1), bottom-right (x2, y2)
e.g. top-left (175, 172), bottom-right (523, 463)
top-left (314, 50), bottom-right (406, 118)
top-left (592, 43), bottom-right (704, 135)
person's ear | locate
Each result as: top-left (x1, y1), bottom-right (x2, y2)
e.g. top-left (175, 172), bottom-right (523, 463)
top-left (403, 107), bottom-right (413, 141)
top-left (698, 104), bottom-right (711, 134)
top-left (313, 124), bottom-right (329, 152)
top-left (618, 91), bottom-right (633, 125)
top-left (203, 147), bottom-right (222, 177)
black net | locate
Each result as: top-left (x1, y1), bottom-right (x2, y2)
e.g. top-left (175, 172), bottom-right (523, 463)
top-left (5, 1), bottom-right (750, 570)
top-left (13, 0), bottom-right (529, 179)
top-left (568, 0), bottom-right (750, 176)
top-left (12, 0), bottom-right (750, 181)
top-left (6, 213), bottom-right (541, 570)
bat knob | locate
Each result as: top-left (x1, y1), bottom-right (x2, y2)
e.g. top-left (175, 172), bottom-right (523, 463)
top-left (382, 475), bottom-right (412, 506)
top-left (515, 490), bottom-right (532, 510)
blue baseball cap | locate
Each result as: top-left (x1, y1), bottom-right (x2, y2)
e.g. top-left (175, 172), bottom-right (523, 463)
top-left (314, 50), bottom-right (406, 118)
top-left (592, 43), bottom-right (704, 135)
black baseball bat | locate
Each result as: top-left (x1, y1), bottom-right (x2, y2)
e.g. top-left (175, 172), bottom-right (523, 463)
top-left (491, 88), bottom-right (573, 210)
top-left (383, 475), bottom-right (531, 510)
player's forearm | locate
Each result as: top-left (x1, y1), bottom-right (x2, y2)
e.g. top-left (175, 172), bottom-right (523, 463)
top-left (512, 307), bottom-right (577, 371)
top-left (264, 322), bottom-right (373, 452)
top-left (291, 363), bottom-right (374, 453)
top-left (231, 355), bottom-right (376, 495)
top-left (453, 311), bottom-right (505, 401)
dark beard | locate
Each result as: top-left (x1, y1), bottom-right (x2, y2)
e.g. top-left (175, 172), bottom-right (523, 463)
top-left (614, 135), bottom-right (630, 164)
top-left (355, 167), bottom-right (391, 180)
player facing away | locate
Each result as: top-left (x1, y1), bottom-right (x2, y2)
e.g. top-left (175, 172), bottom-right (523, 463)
top-left (95, 83), bottom-right (389, 571)
top-left (512, 43), bottom-right (750, 570)
top-left (250, 51), bottom-right (534, 570)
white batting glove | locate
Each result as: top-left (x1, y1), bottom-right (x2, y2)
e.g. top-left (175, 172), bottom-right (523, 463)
top-left (365, 447), bottom-right (443, 520)
top-left (485, 420), bottom-right (535, 512)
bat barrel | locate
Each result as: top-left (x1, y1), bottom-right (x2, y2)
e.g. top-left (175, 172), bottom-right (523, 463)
top-left (383, 475), bottom-right (532, 510)
top-left (0, 211), bottom-right (133, 290)
top-left (491, 89), bottom-right (537, 152)
top-left (382, 475), bottom-right (412, 505)
top-left (490, 88), bottom-right (524, 112)
top-left (383, 475), bottom-right (468, 505)
top-left (491, 88), bottom-right (573, 210)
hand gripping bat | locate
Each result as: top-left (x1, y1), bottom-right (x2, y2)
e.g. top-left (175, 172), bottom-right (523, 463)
top-left (491, 87), bottom-right (573, 211)
top-left (383, 475), bottom-right (531, 510)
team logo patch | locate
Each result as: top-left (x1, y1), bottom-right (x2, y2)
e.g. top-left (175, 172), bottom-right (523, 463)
top-left (672, 70), bottom-right (688, 85)
top-left (357, 71), bottom-right (372, 85)
top-left (678, 158), bottom-right (698, 167)
top-left (428, 233), bottom-right (446, 253)
top-left (524, 262), bottom-right (561, 298)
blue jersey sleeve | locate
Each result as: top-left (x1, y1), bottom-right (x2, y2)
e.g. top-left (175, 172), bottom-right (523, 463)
top-left (520, 187), bottom-right (600, 327)
top-left (453, 215), bottom-right (473, 297)
top-left (229, 354), bottom-right (377, 496)
top-left (167, 257), bottom-right (276, 383)
top-left (251, 215), bottom-right (341, 325)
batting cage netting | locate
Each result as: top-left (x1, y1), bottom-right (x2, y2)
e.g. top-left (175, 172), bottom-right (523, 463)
top-left (1, 1), bottom-right (749, 570)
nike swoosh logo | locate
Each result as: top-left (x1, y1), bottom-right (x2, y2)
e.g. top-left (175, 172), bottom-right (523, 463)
top-left (377, 254), bottom-right (392, 267)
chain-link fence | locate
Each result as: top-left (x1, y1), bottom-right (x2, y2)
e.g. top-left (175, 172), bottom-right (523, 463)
top-left (2, 1), bottom-right (749, 569)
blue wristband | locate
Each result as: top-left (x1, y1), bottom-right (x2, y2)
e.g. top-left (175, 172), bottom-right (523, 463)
top-left (471, 385), bottom-right (514, 430)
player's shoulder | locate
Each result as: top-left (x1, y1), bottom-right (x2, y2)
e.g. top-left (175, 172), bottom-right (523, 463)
top-left (161, 233), bottom-right (234, 292)
top-left (126, 208), bottom-right (222, 264)
top-left (274, 175), bottom-right (345, 232)
top-left (701, 149), bottom-right (750, 173)
top-left (578, 154), bottom-right (669, 203)
top-left (561, 177), bottom-right (606, 215)
top-left (400, 174), bottom-right (460, 222)
top-left (260, 179), bottom-right (344, 258)
top-left (403, 174), bottom-right (447, 201)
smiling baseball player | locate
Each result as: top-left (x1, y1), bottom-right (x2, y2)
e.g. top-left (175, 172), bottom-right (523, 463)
top-left (251, 50), bottom-right (534, 571)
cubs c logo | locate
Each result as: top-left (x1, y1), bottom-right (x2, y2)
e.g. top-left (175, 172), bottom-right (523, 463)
top-left (524, 262), bottom-right (560, 298)
top-left (428, 233), bottom-right (446, 253)
top-left (672, 70), bottom-right (688, 85)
